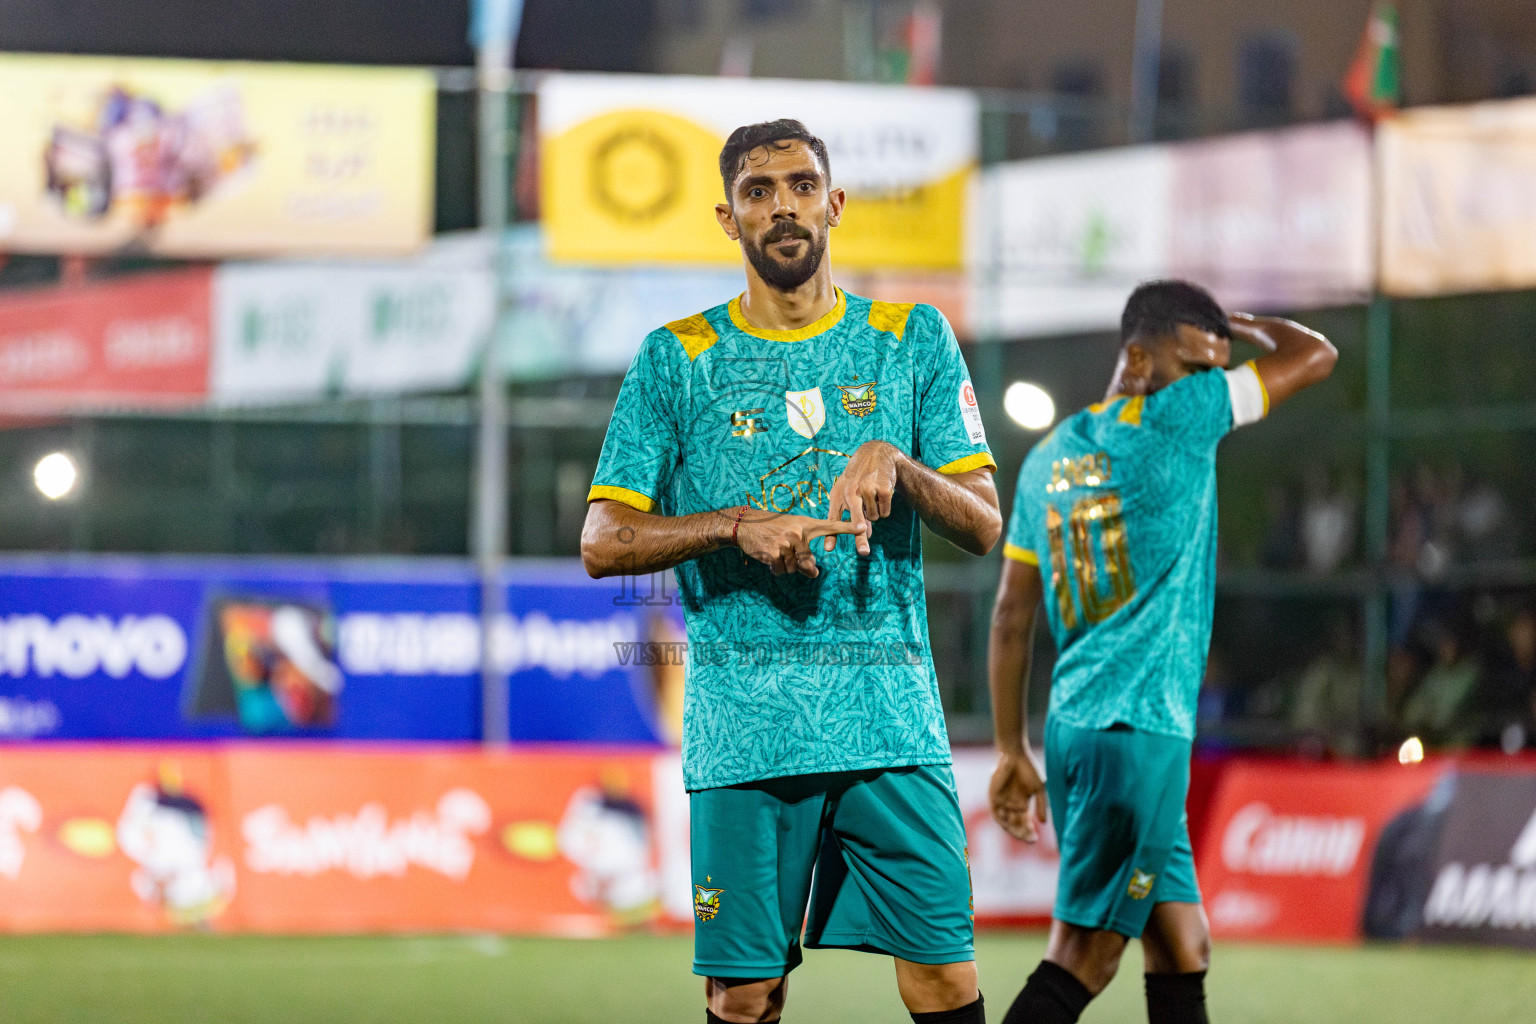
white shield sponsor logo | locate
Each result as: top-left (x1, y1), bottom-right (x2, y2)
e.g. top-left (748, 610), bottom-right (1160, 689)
top-left (785, 388), bottom-right (825, 439)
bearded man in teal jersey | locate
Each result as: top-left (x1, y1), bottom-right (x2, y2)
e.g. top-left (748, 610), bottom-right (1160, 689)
top-left (987, 281), bottom-right (1338, 1024)
top-left (582, 120), bottom-right (1001, 1024)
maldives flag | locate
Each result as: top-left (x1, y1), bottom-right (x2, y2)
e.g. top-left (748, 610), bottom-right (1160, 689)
top-left (1344, 3), bottom-right (1400, 120)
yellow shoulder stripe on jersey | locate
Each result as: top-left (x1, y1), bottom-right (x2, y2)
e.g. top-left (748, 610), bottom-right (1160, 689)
top-left (937, 452), bottom-right (997, 474)
top-left (1117, 395), bottom-right (1145, 425)
top-left (1247, 360), bottom-right (1271, 416)
top-left (587, 485), bottom-right (656, 513)
top-left (867, 300), bottom-right (916, 341)
top-left (1088, 393), bottom-right (1128, 414)
top-left (664, 313), bottom-right (719, 362)
top-left (1003, 543), bottom-right (1040, 565)
top-left (727, 288), bottom-right (847, 342)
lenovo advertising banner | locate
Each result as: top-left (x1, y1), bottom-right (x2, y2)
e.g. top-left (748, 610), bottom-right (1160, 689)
top-left (0, 268), bottom-right (211, 413)
top-left (538, 73), bottom-right (978, 270)
top-left (0, 53), bottom-right (434, 258)
top-left (0, 746), bottom-right (1049, 934)
top-left (1378, 97), bottom-right (1536, 296)
top-left (0, 556), bottom-right (680, 745)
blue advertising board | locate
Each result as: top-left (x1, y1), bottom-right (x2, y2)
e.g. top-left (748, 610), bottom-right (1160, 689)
top-left (0, 555), bottom-right (679, 745)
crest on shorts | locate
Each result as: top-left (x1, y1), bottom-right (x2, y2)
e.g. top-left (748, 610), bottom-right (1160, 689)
top-left (1127, 869), bottom-right (1156, 900)
top-left (837, 381), bottom-right (877, 418)
top-left (784, 388), bottom-right (825, 439)
top-left (694, 885), bottom-right (724, 922)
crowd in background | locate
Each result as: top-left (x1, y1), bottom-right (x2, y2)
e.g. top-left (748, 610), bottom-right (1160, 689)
top-left (1199, 463), bottom-right (1533, 757)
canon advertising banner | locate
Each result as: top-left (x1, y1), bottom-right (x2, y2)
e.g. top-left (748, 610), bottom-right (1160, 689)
top-left (0, 556), bottom-right (680, 745)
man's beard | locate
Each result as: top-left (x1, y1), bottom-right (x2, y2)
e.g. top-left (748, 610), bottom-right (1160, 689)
top-left (742, 219), bottom-right (827, 292)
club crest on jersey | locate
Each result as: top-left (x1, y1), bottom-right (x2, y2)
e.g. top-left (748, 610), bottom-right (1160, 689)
top-left (1127, 869), bottom-right (1156, 900)
top-left (785, 388), bottom-right (825, 439)
top-left (837, 381), bottom-right (877, 418)
top-left (694, 885), bottom-right (724, 922)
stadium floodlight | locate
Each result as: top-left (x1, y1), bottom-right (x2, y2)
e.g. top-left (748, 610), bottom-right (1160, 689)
top-left (1397, 736), bottom-right (1424, 765)
top-left (1004, 381), bottom-right (1056, 430)
top-left (33, 452), bottom-right (79, 500)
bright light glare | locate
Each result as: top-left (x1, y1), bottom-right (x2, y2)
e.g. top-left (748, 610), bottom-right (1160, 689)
top-left (33, 452), bottom-right (79, 500)
top-left (1398, 736), bottom-right (1425, 765)
top-left (1004, 381), bottom-right (1056, 430)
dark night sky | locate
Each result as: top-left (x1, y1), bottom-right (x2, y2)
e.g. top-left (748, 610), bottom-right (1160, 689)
top-left (0, 0), bottom-right (655, 69)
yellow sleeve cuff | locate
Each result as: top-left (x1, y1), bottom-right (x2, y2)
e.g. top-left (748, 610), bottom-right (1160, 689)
top-left (1003, 543), bottom-right (1039, 565)
top-left (587, 485), bottom-right (656, 513)
top-left (936, 452), bottom-right (998, 475)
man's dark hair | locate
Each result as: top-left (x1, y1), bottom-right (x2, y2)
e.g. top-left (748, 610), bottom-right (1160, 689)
top-left (1120, 279), bottom-right (1231, 346)
top-left (718, 119), bottom-right (831, 201)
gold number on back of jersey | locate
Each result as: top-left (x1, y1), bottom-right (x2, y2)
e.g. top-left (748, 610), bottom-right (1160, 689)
top-left (1046, 491), bottom-right (1136, 625)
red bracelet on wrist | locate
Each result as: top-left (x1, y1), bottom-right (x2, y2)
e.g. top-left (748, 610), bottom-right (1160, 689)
top-left (730, 505), bottom-right (748, 547)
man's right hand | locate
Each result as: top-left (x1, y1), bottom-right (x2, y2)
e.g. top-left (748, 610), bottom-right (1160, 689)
top-left (735, 512), bottom-right (867, 578)
top-left (990, 749), bottom-right (1048, 843)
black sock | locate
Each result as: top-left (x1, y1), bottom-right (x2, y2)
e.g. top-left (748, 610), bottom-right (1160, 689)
top-left (1145, 971), bottom-right (1208, 1024)
top-left (911, 992), bottom-right (984, 1024)
top-left (707, 1011), bottom-right (778, 1024)
top-left (1001, 961), bottom-right (1092, 1024)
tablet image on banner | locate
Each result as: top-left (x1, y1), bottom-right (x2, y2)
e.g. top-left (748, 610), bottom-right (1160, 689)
top-left (186, 596), bottom-right (341, 735)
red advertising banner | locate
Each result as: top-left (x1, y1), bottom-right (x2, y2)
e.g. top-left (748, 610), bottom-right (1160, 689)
top-left (0, 745), bottom-right (662, 934)
top-left (1195, 761), bottom-right (1443, 941)
top-left (0, 268), bottom-right (211, 412)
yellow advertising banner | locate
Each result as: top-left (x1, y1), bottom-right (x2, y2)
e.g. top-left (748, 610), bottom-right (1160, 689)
top-left (1379, 97), bottom-right (1536, 296)
top-left (539, 73), bottom-right (977, 269)
top-left (0, 53), bottom-right (434, 258)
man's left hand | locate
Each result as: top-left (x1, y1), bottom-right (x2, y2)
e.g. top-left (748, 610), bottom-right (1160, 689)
top-left (824, 440), bottom-right (904, 554)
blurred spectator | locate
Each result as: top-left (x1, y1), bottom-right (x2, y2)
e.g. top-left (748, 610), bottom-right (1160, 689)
top-left (1259, 483), bottom-right (1301, 569)
top-left (1475, 603), bottom-right (1536, 748)
top-left (1197, 649), bottom-right (1237, 729)
top-left (1398, 620), bottom-right (1480, 746)
top-left (1289, 620), bottom-right (1362, 755)
top-left (1300, 467), bottom-right (1356, 574)
top-left (1455, 472), bottom-right (1515, 562)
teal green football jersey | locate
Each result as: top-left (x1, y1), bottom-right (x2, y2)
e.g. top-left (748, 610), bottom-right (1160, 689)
top-left (589, 289), bottom-right (996, 791)
top-left (1004, 368), bottom-right (1241, 741)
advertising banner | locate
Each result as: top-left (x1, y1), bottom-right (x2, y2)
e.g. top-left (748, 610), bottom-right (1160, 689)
top-left (1195, 761), bottom-right (1442, 941)
top-left (1417, 771), bottom-right (1536, 948)
top-left (0, 268), bottom-right (211, 412)
top-left (971, 145), bottom-right (1173, 338)
top-left (1168, 122), bottom-right (1373, 312)
top-left (0, 746), bottom-right (1049, 934)
top-left (538, 73), bottom-right (977, 269)
top-left (499, 226), bottom-right (972, 379)
top-left (972, 122), bottom-right (1373, 339)
top-left (211, 235), bottom-right (493, 404)
top-left (0, 53), bottom-right (434, 258)
top-left (0, 556), bottom-right (678, 745)
top-left (1378, 97), bottom-right (1536, 296)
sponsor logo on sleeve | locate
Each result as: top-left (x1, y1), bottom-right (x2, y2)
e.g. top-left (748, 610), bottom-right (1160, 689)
top-left (959, 380), bottom-right (986, 443)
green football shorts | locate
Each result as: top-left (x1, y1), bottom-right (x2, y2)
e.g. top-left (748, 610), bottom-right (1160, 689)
top-left (688, 764), bottom-right (975, 978)
top-left (1045, 717), bottom-right (1202, 938)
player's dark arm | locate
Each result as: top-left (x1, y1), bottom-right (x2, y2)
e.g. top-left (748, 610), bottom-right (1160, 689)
top-left (1229, 312), bottom-right (1338, 407)
top-left (823, 440), bottom-right (1001, 556)
top-left (988, 557), bottom-right (1048, 843)
top-left (582, 498), bottom-right (864, 579)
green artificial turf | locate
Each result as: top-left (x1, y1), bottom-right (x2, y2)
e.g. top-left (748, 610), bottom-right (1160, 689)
top-left (0, 931), bottom-right (1531, 1023)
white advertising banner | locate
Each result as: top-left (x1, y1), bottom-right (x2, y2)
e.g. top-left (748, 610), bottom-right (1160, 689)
top-left (211, 235), bottom-right (493, 404)
top-left (971, 146), bottom-right (1174, 338)
top-left (1170, 121), bottom-right (1373, 311)
top-left (973, 121), bottom-right (1373, 339)
top-left (539, 73), bottom-right (978, 269)
top-left (1379, 97), bottom-right (1536, 296)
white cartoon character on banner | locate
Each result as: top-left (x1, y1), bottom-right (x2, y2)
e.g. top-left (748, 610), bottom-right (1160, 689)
top-left (116, 763), bottom-right (235, 925)
top-left (556, 776), bottom-right (658, 924)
